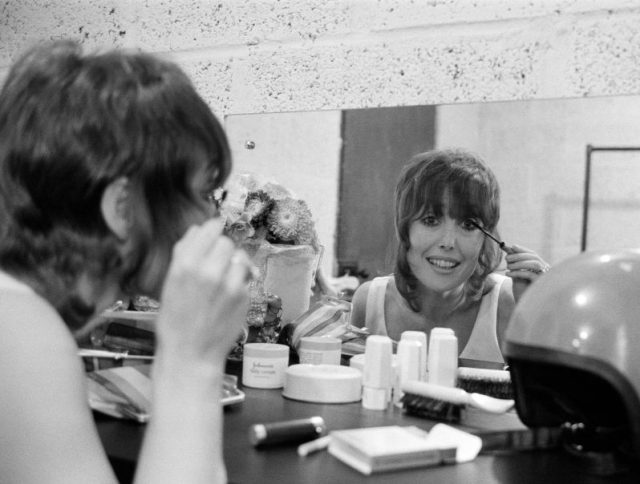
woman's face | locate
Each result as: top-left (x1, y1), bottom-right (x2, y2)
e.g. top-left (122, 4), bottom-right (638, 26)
top-left (406, 193), bottom-right (485, 295)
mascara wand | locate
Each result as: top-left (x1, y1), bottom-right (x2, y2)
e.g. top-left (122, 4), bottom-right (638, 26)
top-left (469, 220), bottom-right (513, 254)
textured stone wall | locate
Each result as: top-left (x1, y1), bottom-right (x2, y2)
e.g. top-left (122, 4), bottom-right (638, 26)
top-left (2, 1), bottom-right (640, 117)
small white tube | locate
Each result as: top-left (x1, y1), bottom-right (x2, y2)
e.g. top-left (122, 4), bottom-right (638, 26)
top-left (362, 335), bottom-right (393, 410)
top-left (427, 327), bottom-right (458, 387)
top-left (400, 330), bottom-right (428, 381)
top-left (393, 339), bottom-right (422, 407)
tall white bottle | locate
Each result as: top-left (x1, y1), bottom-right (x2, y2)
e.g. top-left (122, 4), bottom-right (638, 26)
top-left (400, 330), bottom-right (428, 381)
top-left (362, 335), bottom-right (393, 410)
top-left (427, 327), bottom-right (458, 387)
top-left (393, 339), bottom-right (422, 407)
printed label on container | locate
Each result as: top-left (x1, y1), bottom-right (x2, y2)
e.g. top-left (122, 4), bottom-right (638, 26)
top-left (243, 356), bottom-right (288, 388)
top-left (299, 349), bottom-right (340, 366)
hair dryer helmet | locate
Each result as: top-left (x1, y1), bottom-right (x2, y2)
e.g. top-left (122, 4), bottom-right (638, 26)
top-left (503, 249), bottom-right (640, 459)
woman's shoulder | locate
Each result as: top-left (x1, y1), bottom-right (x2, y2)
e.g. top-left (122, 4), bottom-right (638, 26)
top-left (353, 276), bottom-right (392, 298)
top-left (350, 276), bottom-right (394, 327)
top-left (0, 278), bottom-right (77, 362)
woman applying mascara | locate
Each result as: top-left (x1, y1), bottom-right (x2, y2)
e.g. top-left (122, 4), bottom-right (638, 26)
top-left (0, 40), bottom-right (250, 483)
top-left (351, 149), bottom-right (549, 364)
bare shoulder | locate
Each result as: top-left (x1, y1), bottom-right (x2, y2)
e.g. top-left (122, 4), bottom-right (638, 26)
top-left (350, 280), bottom-right (373, 328)
top-left (0, 289), bottom-right (83, 399)
top-left (0, 289), bottom-right (113, 481)
top-left (0, 289), bottom-right (78, 360)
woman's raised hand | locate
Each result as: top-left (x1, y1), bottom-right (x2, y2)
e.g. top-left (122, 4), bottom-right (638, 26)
top-left (504, 244), bottom-right (550, 301)
top-left (155, 218), bottom-right (251, 366)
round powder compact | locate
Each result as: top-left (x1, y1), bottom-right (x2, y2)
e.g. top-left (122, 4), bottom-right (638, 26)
top-left (282, 364), bottom-right (362, 403)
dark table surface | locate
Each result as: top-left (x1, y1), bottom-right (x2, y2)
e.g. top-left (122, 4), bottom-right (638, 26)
top-left (96, 361), bottom-right (640, 484)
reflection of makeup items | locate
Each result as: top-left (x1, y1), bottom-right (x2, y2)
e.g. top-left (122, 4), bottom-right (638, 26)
top-left (468, 219), bottom-right (513, 254)
top-left (427, 328), bottom-right (458, 388)
top-left (362, 335), bottom-right (393, 410)
top-left (249, 416), bottom-right (326, 447)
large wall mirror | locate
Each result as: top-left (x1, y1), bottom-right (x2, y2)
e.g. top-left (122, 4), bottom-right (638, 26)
top-left (225, 95), bottom-right (640, 280)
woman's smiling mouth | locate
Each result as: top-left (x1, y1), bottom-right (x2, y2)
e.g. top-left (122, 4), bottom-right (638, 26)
top-left (427, 257), bottom-right (459, 270)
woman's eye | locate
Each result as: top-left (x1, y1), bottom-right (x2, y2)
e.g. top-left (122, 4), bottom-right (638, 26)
top-left (420, 215), bottom-right (438, 226)
top-left (461, 218), bottom-right (479, 231)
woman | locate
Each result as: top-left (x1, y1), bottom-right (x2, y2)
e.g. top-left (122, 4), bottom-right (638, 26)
top-left (351, 149), bottom-right (549, 364)
top-left (0, 41), bottom-right (250, 483)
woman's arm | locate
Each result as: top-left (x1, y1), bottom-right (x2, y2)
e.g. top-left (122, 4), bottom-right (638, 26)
top-left (135, 218), bottom-right (249, 484)
top-left (0, 218), bottom-right (249, 484)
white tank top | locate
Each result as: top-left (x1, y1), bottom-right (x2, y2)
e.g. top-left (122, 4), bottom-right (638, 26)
top-left (364, 273), bottom-right (507, 364)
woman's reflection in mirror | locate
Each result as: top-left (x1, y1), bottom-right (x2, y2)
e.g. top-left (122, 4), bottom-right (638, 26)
top-left (350, 149), bottom-right (549, 364)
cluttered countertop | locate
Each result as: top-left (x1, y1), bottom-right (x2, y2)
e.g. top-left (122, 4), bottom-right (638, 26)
top-left (87, 306), bottom-right (639, 483)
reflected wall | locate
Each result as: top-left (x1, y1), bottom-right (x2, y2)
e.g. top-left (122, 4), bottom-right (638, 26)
top-left (226, 95), bottom-right (640, 277)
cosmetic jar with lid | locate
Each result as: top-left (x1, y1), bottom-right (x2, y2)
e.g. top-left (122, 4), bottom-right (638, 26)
top-left (298, 336), bottom-right (341, 365)
top-left (242, 343), bottom-right (289, 389)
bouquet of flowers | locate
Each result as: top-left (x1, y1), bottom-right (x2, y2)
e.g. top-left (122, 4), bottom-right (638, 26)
top-left (215, 173), bottom-right (322, 340)
top-left (215, 173), bottom-right (320, 250)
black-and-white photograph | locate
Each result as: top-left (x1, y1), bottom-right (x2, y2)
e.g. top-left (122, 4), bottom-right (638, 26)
top-left (1, 2), bottom-right (639, 483)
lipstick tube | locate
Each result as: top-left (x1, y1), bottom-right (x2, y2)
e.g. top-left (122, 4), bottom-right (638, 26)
top-left (249, 416), bottom-right (326, 447)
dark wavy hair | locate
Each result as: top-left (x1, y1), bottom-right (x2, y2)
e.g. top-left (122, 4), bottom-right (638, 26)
top-left (394, 149), bottom-right (503, 312)
top-left (0, 41), bottom-right (231, 330)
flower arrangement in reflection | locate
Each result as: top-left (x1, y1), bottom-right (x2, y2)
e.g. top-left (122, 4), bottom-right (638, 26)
top-left (215, 173), bottom-right (322, 336)
top-left (215, 173), bottom-right (320, 250)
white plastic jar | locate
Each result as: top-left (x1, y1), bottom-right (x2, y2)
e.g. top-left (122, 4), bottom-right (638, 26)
top-left (242, 343), bottom-right (290, 389)
top-left (298, 336), bottom-right (341, 365)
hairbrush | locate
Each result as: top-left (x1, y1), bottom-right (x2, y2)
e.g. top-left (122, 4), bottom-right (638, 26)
top-left (468, 219), bottom-right (513, 254)
top-left (456, 367), bottom-right (513, 400)
top-left (401, 381), bottom-right (514, 423)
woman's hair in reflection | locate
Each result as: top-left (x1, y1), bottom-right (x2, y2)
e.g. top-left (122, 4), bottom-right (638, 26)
top-left (0, 40), bottom-right (230, 330)
top-left (394, 148), bottom-right (503, 311)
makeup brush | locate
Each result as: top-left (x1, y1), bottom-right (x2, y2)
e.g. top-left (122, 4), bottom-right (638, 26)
top-left (468, 220), bottom-right (513, 254)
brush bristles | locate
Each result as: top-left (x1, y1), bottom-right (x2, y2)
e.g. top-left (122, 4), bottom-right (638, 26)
top-left (400, 381), bottom-right (467, 423)
top-left (456, 367), bottom-right (513, 400)
top-left (401, 392), bottom-right (463, 423)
